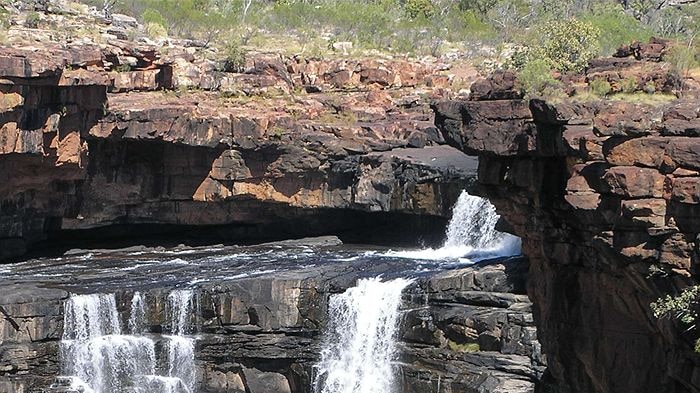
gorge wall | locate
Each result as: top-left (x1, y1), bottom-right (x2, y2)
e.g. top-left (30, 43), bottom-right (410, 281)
top-left (434, 44), bottom-right (700, 392)
top-left (0, 42), bottom-right (473, 261)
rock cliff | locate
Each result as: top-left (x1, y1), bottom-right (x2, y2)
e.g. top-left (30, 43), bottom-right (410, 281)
top-left (434, 42), bottom-right (700, 392)
top-left (0, 246), bottom-right (542, 393)
top-left (0, 41), bottom-right (474, 261)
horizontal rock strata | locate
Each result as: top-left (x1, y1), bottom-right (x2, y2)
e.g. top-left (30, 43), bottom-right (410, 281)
top-left (434, 49), bottom-right (700, 392)
top-left (0, 250), bottom-right (538, 393)
top-left (0, 43), bottom-right (474, 261)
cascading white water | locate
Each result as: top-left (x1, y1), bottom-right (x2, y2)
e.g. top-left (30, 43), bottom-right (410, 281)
top-left (443, 191), bottom-right (503, 249)
top-left (61, 294), bottom-right (157, 393)
top-left (59, 291), bottom-right (196, 393)
top-left (166, 290), bottom-right (196, 393)
top-left (385, 190), bottom-right (521, 260)
top-left (313, 277), bottom-right (413, 393)
top-left (129, 291), bottom-right (147, 334)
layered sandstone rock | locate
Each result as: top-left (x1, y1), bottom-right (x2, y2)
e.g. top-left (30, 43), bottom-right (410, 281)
top-left (400, 260), bottom-right (544, 393)
top-left (434, 47), bottom-right (700, 392)
top-left (0, 247), bottom-right (539, 393)
top-left (0, 41), bottom-right (473, 261)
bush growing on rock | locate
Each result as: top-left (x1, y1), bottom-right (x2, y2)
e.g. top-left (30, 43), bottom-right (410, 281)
top-left (25, 11), bottom-right (40, 28)
top-left (589, 77), bottom-right (612, 96)
top-left (146, 21), bottom-right (167, 39)
top-left (652, 285), bottom-right (700, 352)
top-left (530, 19), bottom-right (601, 73)
top-left (666, 41), bottom-right (700, 79)
top-left (516, 59), bottom-right (561, 98)
top-left (620, 76), bottom-right (638, 93)
top-left (221, 40), bottom-right (246, 72)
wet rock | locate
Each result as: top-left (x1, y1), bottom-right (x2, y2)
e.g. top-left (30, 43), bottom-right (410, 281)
top-left (259, 236), bottom-right (343, 247)
top-left (242, 368), bottom-right (292, 393)
top-left (400, 258), bottom-right (543, 393)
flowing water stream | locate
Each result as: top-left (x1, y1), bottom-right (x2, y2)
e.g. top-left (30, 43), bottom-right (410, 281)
top-left (311, 191), bottom-right (518, 393)
top-left (384, 190), bottom-right (520, 260)
top-left (33, 191), bottom-right (521, 393)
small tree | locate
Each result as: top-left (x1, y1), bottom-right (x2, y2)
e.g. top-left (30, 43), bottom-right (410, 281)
top-left (101, 0), bottom-right (117, 18)
top-left (25, 11), bottom-right (40, 28)
top-left (530, 18), bottom-right (601, 73)
top-left (458, 0), bottom-right (497, 16)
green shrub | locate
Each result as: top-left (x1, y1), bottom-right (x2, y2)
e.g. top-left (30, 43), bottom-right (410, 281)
top-left (146, 22), bottom-right (167, 39)
top-left (652, 285), bottom-right (700, 353)
top-left (459, 9), bottom-right (496, 39)
top-left (651, 285), bottom-right (700, 326)
top-left (666, 42), bottom-right (700, 78)
top-left (529, 18), bottom-right (601, 73)
top-left (644, 80), bottom-right (656, 94)
top-left (517, 59), bottom-right (561, 97)
top-left (0, 7), bottom-right (10, 30)
top-left (589, 78), bottom-right (611, 96)
top-left (25, 11), bottom-right (40, 28)
top-left (620, 76), bottom-right (638, 94)
top-left (221, 41), bottom-right (246, 72)
top-left (123, 0), bottom-right (224, 40)
top-left (114, 63), bottom-right (132, 72)
top-left (404, 0), bottom-right (435, 19)
top-left (142, 8), bottom-right (166, 27)
top-left (447, 340), bottom-right (480, 353)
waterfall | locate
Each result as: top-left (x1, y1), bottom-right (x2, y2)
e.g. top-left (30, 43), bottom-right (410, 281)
top-left (168, 290), bottom-right (193, 336)
top-left (129, 291), bottom-right (147, 334)
top-left (58, 291), bottom-right (196, 393)
top-left (60, 293), bottom-right (157, 393)
top-left (313, 277), bottom-right (413, 393)
top-left (166, 290), bottom-right (196, 393)
top-left (443, 191), bottom-right (504, 249)
top-left (385, 190), bottom-right (521, 260)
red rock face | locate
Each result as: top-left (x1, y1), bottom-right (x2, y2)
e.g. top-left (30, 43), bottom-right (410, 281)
top-left (435, 65), bottom-right (700, 391)
top-left (0, 46), bottom-right (475, 261)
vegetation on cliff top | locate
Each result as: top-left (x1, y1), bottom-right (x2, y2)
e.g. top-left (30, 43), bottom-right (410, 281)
top-left (76, 0), bottom-right (697, 59)
top-left (65, 0), bottom-right (698, 101)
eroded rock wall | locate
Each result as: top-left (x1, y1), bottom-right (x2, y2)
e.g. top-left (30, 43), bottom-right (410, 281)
top-left (0, 45), bottom-right (474, 261)
top-left (434, 57), bottom-right (700, 391)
